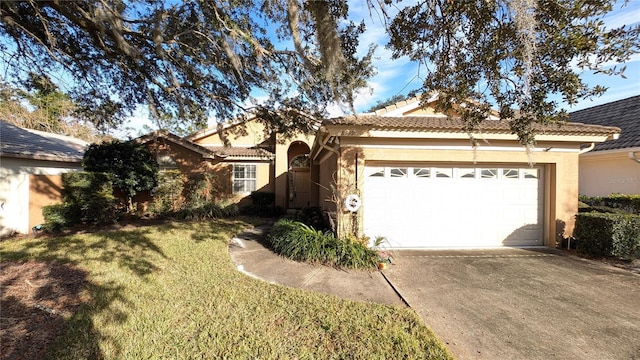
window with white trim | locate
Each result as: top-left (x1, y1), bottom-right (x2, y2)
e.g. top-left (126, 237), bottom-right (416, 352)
top-left (233, 164), bottom-right (256, 193)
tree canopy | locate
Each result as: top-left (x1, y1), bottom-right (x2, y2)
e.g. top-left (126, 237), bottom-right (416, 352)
top-left (0, 0), bottom-right (637, 144)
top-left (83, 139), bottom-right (158, 210)
top-left (0, 75), bottom-right (102, 142)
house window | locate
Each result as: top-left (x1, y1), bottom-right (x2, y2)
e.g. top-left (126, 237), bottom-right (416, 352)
top-left (289, 155), bottom-right (309, 169)
top-left (481, 169), bottom-right (498, 179)
top-left (524, 169), bottom-right (539, 179)
top-left (413, 168), bottom-right (430, 178)
top-left (502, 169), bottom-right (519, 179)
top-left (390, 168), bottom-right (408, 178)
top-left (368, 168), bottom-right (385, 177)
top-left (458, 168), bottom-right (476, 179)
top-left (157, 155), bottom-right (178, 170)
top-left (233, 164), bottom-right (256, 193)
top-left (435, 168), bottom-right (452, 178)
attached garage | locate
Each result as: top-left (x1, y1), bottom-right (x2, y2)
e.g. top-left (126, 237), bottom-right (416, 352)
top-left (311, 98), bottom-right (620, 249)
top-left (0, 121), bottom-right (87, 237)
top-left (363, 165), bottom-right (544, 248)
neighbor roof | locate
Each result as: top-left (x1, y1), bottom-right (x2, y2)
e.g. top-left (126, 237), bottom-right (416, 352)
top-left (137, 130), bottom-right (217, 159)
top-left (202, 145), bottom-right (274, 159)
top-left (324, 115), bottom-right (620, 137)
top-left (568, 95), bottom-right (640, 151)
top-left (0, 121), bottom-right (88, 162)
top-left (137, 130), bottom-right (274, 160)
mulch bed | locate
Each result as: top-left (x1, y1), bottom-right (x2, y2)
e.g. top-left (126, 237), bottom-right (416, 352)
top-left (1, 261), bottom-right (90, 360)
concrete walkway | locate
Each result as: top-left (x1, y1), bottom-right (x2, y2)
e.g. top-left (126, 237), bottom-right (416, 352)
top-left (228, 225), bottom-right (406, 307)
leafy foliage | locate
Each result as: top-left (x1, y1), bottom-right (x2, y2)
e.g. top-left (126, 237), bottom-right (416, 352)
top-left (0, 0), bottom-right (374, 134)
top-left (385, 0), bottom-right (639, 145)
top-left (268, 219), bottom-right (378, 269)
top-left (83, 140), bottom-right (158, 210)
top-left (148, 170), bottom-right (185, 214)
top-left (286, 206), bottom-right (331, 232)
top-left (579, 194), bottom-right (640, 214)
top-left (239, 191), bottom-right (285, 217)
top-left (43, 172), bottom-right (120, 232)
top-left (574, 212), bottom-right (640, 259)
top-left (0, 77), bottom-right (101, 142)
top-left (0, 1), bottom-right (636, 142)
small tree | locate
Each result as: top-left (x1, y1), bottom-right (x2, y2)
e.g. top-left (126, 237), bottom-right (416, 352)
top-left (83, 140), bottom-right (158, 212)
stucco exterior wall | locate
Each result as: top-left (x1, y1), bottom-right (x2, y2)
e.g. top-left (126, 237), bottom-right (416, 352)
top-left (579, 150), bottom-right (640, 196)
top-left (146, 138), bottom-right (215, 175)
top-left (29, 174), bottom-right (64, 229)
top-left (1, 157), bottom-right (82, 236)
top-left (194, 121), bottom-right (270, 146)
top-left (326, 140), bottom-right (582, 247)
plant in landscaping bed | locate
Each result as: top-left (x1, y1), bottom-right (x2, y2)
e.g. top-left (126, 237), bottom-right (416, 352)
top-left (285, 206), bottom-right (331, 232)
top-left (574, 212), bottom-right (640, 260)
top-left (268, 219), bottom-right (378, 269)
top-left (579, 194), bottom-right (640, 214)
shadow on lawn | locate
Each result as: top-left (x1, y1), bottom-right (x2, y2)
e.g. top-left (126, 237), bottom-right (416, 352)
top-left (0, 227), bottom-right (168, 359)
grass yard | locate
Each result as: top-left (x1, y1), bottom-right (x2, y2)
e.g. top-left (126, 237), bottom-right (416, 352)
top-left (1, 219), bottom-right (452, 359)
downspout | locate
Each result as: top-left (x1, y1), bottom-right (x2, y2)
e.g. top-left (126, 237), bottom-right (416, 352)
top-left (629, 151), bottom-right (640, 164)
top-left (579, 143), bottom-right (595, 154)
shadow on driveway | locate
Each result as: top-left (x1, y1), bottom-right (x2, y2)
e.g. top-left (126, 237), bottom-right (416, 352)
top-left (383, 248), bottom-right (640, 360)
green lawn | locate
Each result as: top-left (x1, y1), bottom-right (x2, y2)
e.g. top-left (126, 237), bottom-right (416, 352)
top-left (1, 219), bottom-right (452, 359)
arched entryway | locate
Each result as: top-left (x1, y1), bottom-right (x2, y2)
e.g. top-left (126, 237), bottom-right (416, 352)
top-left (287, 141), bottom-right (310, 209)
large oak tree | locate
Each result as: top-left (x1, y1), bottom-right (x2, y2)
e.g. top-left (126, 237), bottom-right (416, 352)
top-left (0, 0), bottom-right (637, 144)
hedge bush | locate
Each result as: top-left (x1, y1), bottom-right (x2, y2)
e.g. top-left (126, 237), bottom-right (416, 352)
top-left (148, 170), bottom-right (184, 214)
top-left (268, 219), bottom-right (377, 269)
top-left (579, 194), bottom-right (640, 214)
top-left (286, 206), bottom-right (331, 232)
top-left (239, 191), bottom-right (284, 217)
top-left (172, 202), bottom-right (239, 221)
top-left (574, 212), bottom-right (640, 260)
top-left (42, 203), bottom-right (73, 233)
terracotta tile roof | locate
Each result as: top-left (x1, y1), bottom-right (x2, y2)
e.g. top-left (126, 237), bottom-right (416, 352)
top-left (137, 130), bottom-right (217, 158)
top-left (325, 115), bottom-right (620, 136)
top-left (0, 121), bottom-right (88, 162)
top-left (569, 95), bottom-right (640, 151)
top-left (203, 145), bottom-right (274, 159)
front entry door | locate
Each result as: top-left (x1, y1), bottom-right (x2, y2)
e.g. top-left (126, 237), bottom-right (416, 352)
top-left (289, 169), bottom-right (310, 209)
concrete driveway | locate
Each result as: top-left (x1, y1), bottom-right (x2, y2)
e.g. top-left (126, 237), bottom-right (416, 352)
top-left (383, 248), bottom-right (640, 360)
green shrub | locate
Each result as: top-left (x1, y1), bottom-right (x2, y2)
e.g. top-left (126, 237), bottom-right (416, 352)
top-left (172, 202), bottom-right (239, 221)
top-left (184, 173), bottom-right (222, 208)
top-left (41, 172), bottom-right (120, 232)
top-left (42, 204), bottom-right (72, 233)
top-left (239, 204), bottom-right (285, 217)
top-left (149, 170), bottom-right (184, 214)
top-left (286, 206), bottom-right (330, 231)
top-left (611, 215), bottom-right (640, 260)
top-left (250, 191), bottom-right (275, 206)
top-left (579, 194), bottom-right (640, 214)
top-left (238, 192), bottom-right (282, 217)
top-left (574, 212), bottom-right (640, 259)
top-left (268, 219), bottom-right (377, 269)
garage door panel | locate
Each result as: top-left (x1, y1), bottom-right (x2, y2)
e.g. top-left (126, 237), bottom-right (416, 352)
top-left (364, 165), bottom-right (544, 248)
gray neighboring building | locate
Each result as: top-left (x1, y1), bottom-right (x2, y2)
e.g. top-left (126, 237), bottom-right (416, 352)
top-left (1, 121), bottom-right (88, 236)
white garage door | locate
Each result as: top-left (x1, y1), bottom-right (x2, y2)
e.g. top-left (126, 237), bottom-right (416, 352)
top-left (363, 165), bottom-right (544, 248)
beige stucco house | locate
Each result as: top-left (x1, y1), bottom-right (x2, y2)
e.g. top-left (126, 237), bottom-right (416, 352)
top-left (572, 95), bottom-right (640, 196)
top-left (144, 96), bottom-right (619, 249)
top-left (0, 121), bottom-right (88, 236)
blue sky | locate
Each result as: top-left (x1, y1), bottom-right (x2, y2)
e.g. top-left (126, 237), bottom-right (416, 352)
top-left (120, 1), bottom-right (640, 136)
